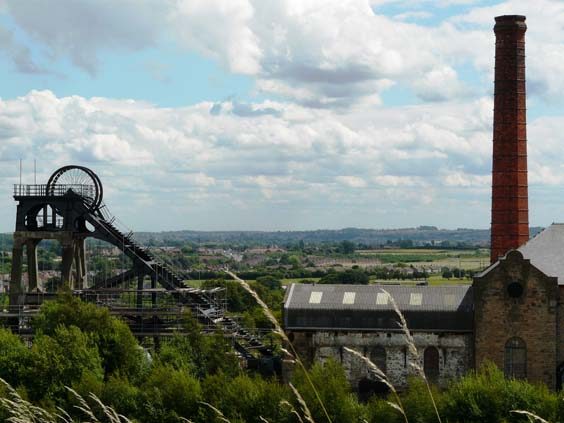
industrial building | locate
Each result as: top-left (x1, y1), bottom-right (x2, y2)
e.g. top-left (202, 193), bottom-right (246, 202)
top-left (284, 15), bottom-right (564, 391)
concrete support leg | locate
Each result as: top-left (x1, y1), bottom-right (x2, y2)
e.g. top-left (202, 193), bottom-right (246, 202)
top-left (74, 243), bottom-right (82, 289)
top-left (9, 240), bottom-right (24, 306)
top-left (73, 239), bottom-right (87, 289)
top-left (61, 243), bottom-right (74, 288)
top-left (26, 239), bottom-right (39, 291)
top-left (79, 239), bottom-right (87, 288)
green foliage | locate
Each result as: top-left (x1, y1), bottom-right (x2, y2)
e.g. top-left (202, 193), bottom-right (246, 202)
top-left (201, 278), bottom-right (255, 312)
top-left (140, 365), bottom-right (202, 423)
top-left (27, 325), bottom-right (104, 401)
top-left (0, 329), bottom-right (32, 389)
top-left (34, 291), bottom-right (147, 381)
top-left (400, 378), bottom-right (442, 423)
top-left (164, 312), bottom-right (240, 379)
top-left (256, 275), bottom-right (282, 290)
top-left (320, 268), bottom-right (369, 284)
top-left (202, 372), bottom-right (292, 423)
top-left (338, 240), bottom-right (356, 254)
top-left (441, 363), bottom-right (557, 423)
top-left (101, 375), bottom-right (140, 417)
top-left (293, 359), bottom-right (366, 423)
top-left (156, 334), bottom-right (197, 373)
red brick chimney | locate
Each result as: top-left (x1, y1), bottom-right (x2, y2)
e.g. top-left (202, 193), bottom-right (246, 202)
top-left (490, 15), bottom-right (529, 263)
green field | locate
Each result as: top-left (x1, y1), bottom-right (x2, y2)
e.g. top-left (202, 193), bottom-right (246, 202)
top-left (356, 248), bottom-right (489, 270)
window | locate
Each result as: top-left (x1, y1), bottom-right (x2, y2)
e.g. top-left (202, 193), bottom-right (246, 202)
top-left (376, 292), bottom-right (389, 305)
top-left (370, 346), bottom-right (387, 374)
top-left (343, 292), bottom-right (356, 304)
top-left (309, 291), bottom-right (323, 304)
top-left (444, 294), bottom-right (456, 306)
top-left (424, 347), bottom-right (440, 384)
top-left (505, 337), bottom-right (526, 379)
top-left (410, 293), bottom-right (422, 306)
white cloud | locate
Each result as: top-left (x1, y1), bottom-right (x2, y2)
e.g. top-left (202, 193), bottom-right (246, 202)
top-left (1, 89), bottom-right (560, 230)
top-left (4, 0), bottom-right (169, 74)
top-left (0, 24), bottom-right (42, 73)
top-left (5, 0), bottom-right (564, 109)
top-left (336, 175), bottom-right (368, 188)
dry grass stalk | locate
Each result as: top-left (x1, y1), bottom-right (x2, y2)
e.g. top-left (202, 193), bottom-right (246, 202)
top-left (289, 383), bottom-right (315, 423)
top-left (54, 407), bottom-right (73, 423)
top-left (259, 417), bottom-right (271, 423)
top-left (382, 288), bottom-right (443, 423)
top-left (280, 400), bottom-right (306, 423)
top-left (226, 271), bottom-right (288, 344)
top-left (343, 347), bottom-right (408, 423)
top-left (67, 387), bottom-right (132, 423)
top-left (226, 270), bottom-right (333, 423)
top-left (0, 379), bottom-right (58, 423)
top-left (511, 410), bottom-right (550, 423)
top-left (200, 401), bottom-right (232, 423)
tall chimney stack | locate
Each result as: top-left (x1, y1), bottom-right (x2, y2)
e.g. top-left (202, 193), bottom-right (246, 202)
top-left (490, 15), bottom-right (529, 263)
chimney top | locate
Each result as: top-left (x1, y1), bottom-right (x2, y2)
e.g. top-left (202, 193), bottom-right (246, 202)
top-left (495, 15), bottom-right (527, 30)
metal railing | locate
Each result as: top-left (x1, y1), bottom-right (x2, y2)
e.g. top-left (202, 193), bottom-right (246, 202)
top-left (13, 184), bottom-right (95, 198)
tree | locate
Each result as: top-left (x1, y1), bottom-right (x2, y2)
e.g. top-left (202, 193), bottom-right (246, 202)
top-left (0, 329), bottom-right (32, 389)
top-left (339, 240), bottom-right (356, 255)
top-left (256, 275), bottom-right (282, 290)
top-left (27, 326), bottom-right (104, 401)
top-left (33, 291), bottom-right (147, 381)
top-left (320, 269), bottom-right (369, 285)
top-left (140, 365), bottom-right (202, 423)
top-left (292, 359), bottom-right (366, 423)
top-left (202, 373), bottom-right (292, 423)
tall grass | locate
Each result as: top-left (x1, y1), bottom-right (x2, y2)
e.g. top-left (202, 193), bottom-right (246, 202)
top-left (382, 288), bottom-right (442, 423)
top-left (0, 379), bottom-right (132, 423)
top-left (226, 270), bottom-right (332, 423)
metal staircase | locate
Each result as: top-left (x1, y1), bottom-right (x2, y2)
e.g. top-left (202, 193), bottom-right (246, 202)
top-left (86, 205), bottom-right (273, 358)
top-left (11, 165), bottom-right (274, 362)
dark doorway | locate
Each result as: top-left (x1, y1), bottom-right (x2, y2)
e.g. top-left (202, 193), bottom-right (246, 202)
top-left (358, 378), bottom-right (389, 402)
top-left (424, 346), bottom-right (440, 384)
top-left (557, 363), bottom-right (564, 390)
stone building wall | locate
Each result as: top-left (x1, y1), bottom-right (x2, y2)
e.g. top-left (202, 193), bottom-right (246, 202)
top-left (289, 330), bottom-right (473, 390)
top-left (474, 250), bottom-right (558, 388)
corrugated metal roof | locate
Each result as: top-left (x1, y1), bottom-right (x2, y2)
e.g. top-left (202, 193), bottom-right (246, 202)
top-left (284, 283), bottom-right (472, 311)
top-left (283, 283), bottom-right (473, 332)
top-left (518, 223), bottom-right (564, 284)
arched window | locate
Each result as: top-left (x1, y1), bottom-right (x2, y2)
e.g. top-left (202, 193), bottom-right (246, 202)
top-left (424, 346), bottom-right (440, 384)
top-left (370, 346), bottom-right (387, 374)
top-left (505, 337), bottom-right (526, 379)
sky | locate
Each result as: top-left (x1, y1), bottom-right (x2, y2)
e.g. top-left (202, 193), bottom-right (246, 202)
top-left (0, 0), bottom-right (563, 232)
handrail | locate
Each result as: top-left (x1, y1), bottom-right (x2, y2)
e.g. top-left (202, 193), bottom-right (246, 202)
top-left (13, 184), bottom-right (96, 198)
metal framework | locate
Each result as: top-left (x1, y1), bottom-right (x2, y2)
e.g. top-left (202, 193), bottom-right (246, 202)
top-left (9, 165), bottom-right (274, 363)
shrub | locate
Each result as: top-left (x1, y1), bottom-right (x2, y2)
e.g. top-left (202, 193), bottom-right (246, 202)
top-left (292, 359), bottom-right (366, 423)
top-left (441, 363), bottom-right (557, 423)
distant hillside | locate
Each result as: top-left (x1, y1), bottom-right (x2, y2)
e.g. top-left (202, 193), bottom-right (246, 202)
top-left (133, 226), bottom-right (544, 247)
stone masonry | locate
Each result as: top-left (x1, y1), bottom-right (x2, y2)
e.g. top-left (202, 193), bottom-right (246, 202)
top-left (290, 330), bottom-right (473, 390)
top-left (474, 250), bottom-right (558, 388)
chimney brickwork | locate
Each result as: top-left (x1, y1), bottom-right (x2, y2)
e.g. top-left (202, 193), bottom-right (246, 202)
top-left (490, 15), bottom-right (529, 263)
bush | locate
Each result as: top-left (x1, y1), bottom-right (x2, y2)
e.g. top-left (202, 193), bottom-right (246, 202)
top-left (0, 329), bottom-right (32, 389)
top-left (102, 375), bottom-right (140, 418)
top-left (27, 325), bottom-right (103, 401)
top-left (320, 268), bottom-right (369, 285)
top-left (140, 365), bottom-right (202, 423)
top-left (34, 291), bottom-right (147, 381)
top-left (292, 359), bottom-right (366, 423)
top-left (202, 373), bottom-right (292, 423)
top-left (441, 363), bottom-right (557, 423)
